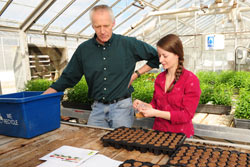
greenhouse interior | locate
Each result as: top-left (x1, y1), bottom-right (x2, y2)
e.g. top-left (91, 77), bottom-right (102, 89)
top-left (1, 0), bottom-right (250, 166)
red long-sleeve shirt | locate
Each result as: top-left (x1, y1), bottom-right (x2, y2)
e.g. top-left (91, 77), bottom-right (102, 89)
top-left (150, 68), bottom-right (201, 137)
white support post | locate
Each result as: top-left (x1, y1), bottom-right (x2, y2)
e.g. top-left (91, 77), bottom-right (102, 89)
top-left (19, 30), bottom-right (31, 85)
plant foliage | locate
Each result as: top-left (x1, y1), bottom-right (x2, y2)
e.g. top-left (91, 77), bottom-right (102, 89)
top-left (132, 73), bottom-right (158, 103)
top-left (23, 70), bottom-right (250, 119)
top-left (235, 88), bottom-right (250, 119)
top-left (199, 82), bottom-right (213, 104)
top-left (66, 76), bottom-right (93, 105)
top-left (197, 70), bottom-right (250, 106)
top-left (211, 84), bottom-right (233, 106)
top-left (24, 79), bottom-right (53, 91)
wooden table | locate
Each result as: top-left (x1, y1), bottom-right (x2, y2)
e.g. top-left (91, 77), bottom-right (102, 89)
top-left (1, 122), bottom-right (250, 167)
top-left (0, 123), bottom-right (170, 167)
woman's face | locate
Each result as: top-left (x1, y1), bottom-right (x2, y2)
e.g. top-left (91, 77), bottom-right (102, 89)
top-left (157, 46), bottom-right (179, 70)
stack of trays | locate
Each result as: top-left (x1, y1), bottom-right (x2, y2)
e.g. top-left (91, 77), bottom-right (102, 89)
top-left (119, 159), bottom-right (169, 167)
top-left (167, 144), bottom-right (250, 167)
top-left (101, 127), bottom-right (186, 155)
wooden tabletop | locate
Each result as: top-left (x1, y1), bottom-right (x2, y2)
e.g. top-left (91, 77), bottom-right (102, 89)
top-left (0, 123), bottom-right (170, 167)
top-left (1, 123), bottom-right (250, 167)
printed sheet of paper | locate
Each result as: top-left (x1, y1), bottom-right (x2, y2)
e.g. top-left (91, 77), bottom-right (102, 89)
top-left (39, 145), bottom-right (98, 166)
top-left (79, 154), bottom-right (122, 167)
top-left (37, 159), bottom-right (78, 167)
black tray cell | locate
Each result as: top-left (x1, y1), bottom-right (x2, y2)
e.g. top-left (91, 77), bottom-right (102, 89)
top-left (119, 159), bottom-right (168, 167)
top-left (153, 145), bottom-right (162, 155)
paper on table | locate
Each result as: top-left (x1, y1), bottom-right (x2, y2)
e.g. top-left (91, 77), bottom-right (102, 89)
top-left (37, 159), bottom-right (77, 167)
top-left (39, 145), bottom-right (98, 166)
top-left (79, 154), bottom-right (122, 167)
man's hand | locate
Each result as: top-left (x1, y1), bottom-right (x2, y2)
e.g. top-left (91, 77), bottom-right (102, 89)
top-left (128, 72), bottom-right (138, 88)
top-left (43, 87), bottom-right (57, 94)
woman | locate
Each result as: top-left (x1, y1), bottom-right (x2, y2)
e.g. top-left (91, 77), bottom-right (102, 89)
top-left (133, 34), bottom-right (201, 138)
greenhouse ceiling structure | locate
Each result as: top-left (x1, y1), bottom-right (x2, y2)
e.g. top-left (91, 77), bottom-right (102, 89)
top-left (0, 0), bottom-right (250, 93)
top-left (1, 0), bottom-right (250, 42)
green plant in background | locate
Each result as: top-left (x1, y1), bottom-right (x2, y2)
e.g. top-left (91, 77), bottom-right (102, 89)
top-left (197, 71), bottom-right (250, 105)
top-left (242, 76), bottom-right (250, 91)
top-left (23, 71), bottom-right (250, 110)
top-left (197, 71), bottom-right (232, 105)
top-left (66, 76), bottom-right (93, 105)
top-left (132, 73), bottom-right (158, 103)
top-left (235, 88), bottom-right (250, 120)
top-left (196, 71), bottom-right (218, 85)
top-left (211, 84), bottom-right (233, 106)
top-left (24, 79), bottom-right (53, 91)
top-left (230, 71), bottom-right (250, 89)
top-left (216, 70), bottom-right (235, 85)
top-left (199, 82), bottom-right (214, 104)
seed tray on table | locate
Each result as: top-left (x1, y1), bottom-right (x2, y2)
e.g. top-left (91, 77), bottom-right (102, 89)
top-left (167, 144), bottom-right (250, 167)
top-left (119, 159), bottom-right (169, 167)
top-left (100, 126), bottom-right (186, 155)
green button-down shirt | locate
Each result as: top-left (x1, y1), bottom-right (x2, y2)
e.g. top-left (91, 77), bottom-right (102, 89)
top-left (51, 33), bottom-right (159, 102)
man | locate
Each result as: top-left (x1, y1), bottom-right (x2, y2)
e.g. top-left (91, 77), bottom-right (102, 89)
top-left (43, 4), bottom-right (159, 128)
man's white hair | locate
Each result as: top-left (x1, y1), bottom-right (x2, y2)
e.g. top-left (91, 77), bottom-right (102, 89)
top-left (89, 4), bottom-right (115, 23)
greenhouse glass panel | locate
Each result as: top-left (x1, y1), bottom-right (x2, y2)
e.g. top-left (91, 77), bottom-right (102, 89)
top-left (0, 0), bottom-right (42, 25)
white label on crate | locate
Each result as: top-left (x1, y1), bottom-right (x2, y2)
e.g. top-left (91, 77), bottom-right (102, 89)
top-left (0, 113), bottom-right (19, 126)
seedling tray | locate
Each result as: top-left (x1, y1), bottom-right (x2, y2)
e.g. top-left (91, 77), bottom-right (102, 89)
top-left (119, 159), bottom-right (169, 167)
top-left (167, 144), bottom-right (250, 167)
top-left (101, 127), bottom-right (186, 155)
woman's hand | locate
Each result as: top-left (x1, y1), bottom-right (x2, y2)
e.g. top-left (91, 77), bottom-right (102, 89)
top-left (133, 99), bottom-right (143, 110)
top-left (133, 100), bottom-right (151, 110)
top-left (139, 107), bottom-right (156, 118)
top-left (140, 107), bottom-right (171, 120)
top-left (133, 100), bottom-right (154, 117)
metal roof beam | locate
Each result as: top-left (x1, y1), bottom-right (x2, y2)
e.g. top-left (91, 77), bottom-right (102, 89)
top-left (123, 0), bottom-right (169, 36)
top-left (42, 0), bottom-right (76, 33)
top-left (139, 0), bottom-right (159, 10)
top-left (0, 25), bottom-right (19, 32)
top-left (113, 9), bottom-right (142, 31)
top-left (19, 0), bottom-right (56, 32)
top-left (137, 18), bottom-right (201, 43)
top-left (110, 2), bottom-right (135, 31)
top-left (61, 0), bottom-right (100, 33)
top-left (114, 0), bottom-right (158, 32)
top-left (0, 0), bottom-right (13, 16)
top-left (27, 29), bottom-right (91, 39)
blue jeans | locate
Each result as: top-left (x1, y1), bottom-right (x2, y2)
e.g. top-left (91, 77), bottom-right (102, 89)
top-left (87, 97), bottom-right (134, 128)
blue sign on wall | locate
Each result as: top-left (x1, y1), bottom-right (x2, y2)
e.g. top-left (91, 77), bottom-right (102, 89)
top-left (207, 36), bottom-right (214, 48)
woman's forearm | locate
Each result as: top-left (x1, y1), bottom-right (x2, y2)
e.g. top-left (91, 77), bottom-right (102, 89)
top-left (153, 109), bottom-right (171, 120)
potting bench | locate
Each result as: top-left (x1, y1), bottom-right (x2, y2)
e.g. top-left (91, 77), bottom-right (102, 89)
top-left (1, 122), bottom-right (250, 167)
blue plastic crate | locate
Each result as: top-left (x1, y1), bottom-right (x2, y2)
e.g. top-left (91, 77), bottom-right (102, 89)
top-left (0, 91), bottom-right (63, 138)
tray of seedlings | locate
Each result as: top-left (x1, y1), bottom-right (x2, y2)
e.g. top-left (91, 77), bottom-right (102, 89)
top-left (119, 159), bottom-right (169, 167)
top-left (100, 126), bottom-right (186, 155)
top-left (167, 144), bottom-right (250, 167)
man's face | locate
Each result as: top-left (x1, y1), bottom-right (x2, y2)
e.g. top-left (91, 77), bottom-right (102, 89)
top-left (92, 9), bottom-right (115, 44)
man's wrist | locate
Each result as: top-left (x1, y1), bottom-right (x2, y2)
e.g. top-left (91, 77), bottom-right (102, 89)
top-left (135, 70), bottom-right (141, 78)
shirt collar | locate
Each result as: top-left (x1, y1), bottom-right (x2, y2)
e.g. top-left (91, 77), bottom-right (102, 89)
top-left (93, 33), bottom-right (114, 47)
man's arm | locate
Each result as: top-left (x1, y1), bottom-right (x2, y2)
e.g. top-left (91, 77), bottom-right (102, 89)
top-left (128, 64), bottom-right (152, 87)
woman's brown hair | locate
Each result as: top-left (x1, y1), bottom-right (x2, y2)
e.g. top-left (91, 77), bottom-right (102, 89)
top-left (157, 34), bottom-right (184, 92)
